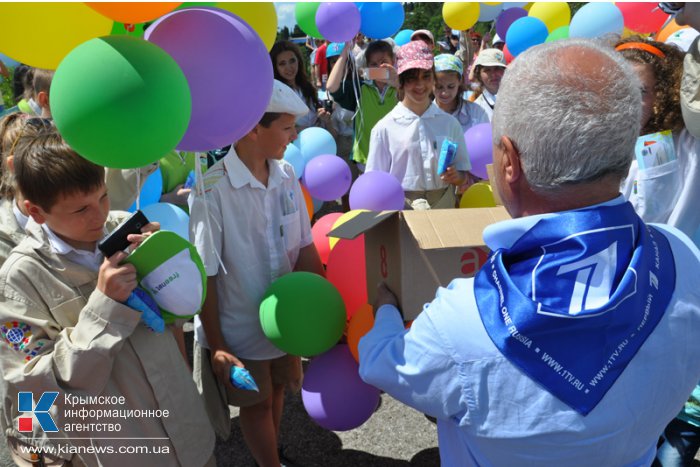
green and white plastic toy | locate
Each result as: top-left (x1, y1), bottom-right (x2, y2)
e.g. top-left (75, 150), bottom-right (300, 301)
top-left (125, 230), bottom-right (206, 323)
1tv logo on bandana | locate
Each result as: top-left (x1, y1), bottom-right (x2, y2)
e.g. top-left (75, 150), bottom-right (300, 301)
top-left (18, 392), bottom-right (58, 432)
top-left (533, 225), bottom-right (637, 317)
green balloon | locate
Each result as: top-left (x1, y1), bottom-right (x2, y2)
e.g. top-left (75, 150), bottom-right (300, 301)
top-left (546, 25), bottom-right (569, 43)
top-left (295, 2), bottom-right (322, 39)
top-left (260, 272), bottom-right (346, 357)
top-left (51, 36), bottom-right (191, 169)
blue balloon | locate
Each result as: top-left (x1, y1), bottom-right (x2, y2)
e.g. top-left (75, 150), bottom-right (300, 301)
top-left (359, 3), bottom-right (404, 39)
top-left (297, 127), bottom-right (337, 163)
top-left (312, 196), bottom-right (324, 213)
top-left (394, 29), bottom-right (414, 46)
top-left (141, 202), bottom-right (190, 241)
top-left (505, 16), bottom-right (548, 57)
top-left (569, 3), bottom-right (623, 39)
top-left (0, 51), bottom-right (19, 68)
top-left (284, 143), bottom-right (306, 179)
top-left (128, 167), bottom-right (163, 212)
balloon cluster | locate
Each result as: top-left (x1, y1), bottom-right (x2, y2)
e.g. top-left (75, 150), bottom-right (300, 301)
top-left (0, 3), bottom-right (279, 171)
top-left (296, 2), bottom-right (405, 41)
top-left (441, 2), bottom-right (672, 61)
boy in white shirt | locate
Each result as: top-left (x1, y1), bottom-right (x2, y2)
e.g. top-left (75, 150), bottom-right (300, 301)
top-left (190, 80), bottom-right (324, 467)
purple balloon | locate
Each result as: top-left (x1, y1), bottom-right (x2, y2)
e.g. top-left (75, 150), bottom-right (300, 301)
top-left (465, 123), bottom-right (493, 180)
top-left (145, 7), bottom-right (273, 152)
top-left (316, 2), bottom-right (361, 43)
top-left (302, 154), bottom-right (352, 201)
top-left (495, 7), bottom-right (528, 41)
top-left (349, 171), bottom-right (405, 211)
top-left (302, 345), bottom-right (380, 431)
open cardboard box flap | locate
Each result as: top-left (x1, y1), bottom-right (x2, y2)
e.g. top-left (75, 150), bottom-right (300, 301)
top-left (327, 206), bottom-right (511, 320)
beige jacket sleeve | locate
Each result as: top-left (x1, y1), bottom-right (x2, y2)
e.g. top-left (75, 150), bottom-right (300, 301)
top-left (0, 262), bottom-right (141, 396)
top-left (105, 163), bottom-right (159, 211)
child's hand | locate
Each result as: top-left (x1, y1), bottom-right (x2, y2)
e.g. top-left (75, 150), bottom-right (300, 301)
top-left (211, 348), bottom-right (244, 388)
top-left (126, 222), bottom-right (160, 251)
top-left (441, 166), bottom-right (467, 186)
top-left (379, 63), bottom-right (399, 88)
top-left (317, 108), bottom-right (332, 122)
top-left (98, 251), bottom-right (138, 303)
top-left (160, 184), bottom-right (191, 206)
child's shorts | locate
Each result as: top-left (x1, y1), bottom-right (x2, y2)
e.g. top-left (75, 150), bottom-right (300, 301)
top-left (224, 354), bottom-right (302, 408)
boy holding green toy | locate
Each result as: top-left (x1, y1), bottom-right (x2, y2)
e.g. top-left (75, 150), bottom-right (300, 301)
top-left (190, 80), bottom-right (324, 467)
top-left (0, 130), bottom-right (215, 467)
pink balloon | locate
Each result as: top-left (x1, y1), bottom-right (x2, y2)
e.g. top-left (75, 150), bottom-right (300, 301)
top-left (312, 212), bottom-right (343, 265)
top-left (618, 2), bottom-right (668, 34)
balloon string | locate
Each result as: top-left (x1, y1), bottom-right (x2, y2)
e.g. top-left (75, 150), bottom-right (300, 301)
top-left (135, 169), bottom-right (141, 211)
top-left (194, 152), bottom-right (227, 275)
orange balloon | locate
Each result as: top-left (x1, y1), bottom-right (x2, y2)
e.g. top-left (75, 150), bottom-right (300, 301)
top-left (301, 184), bottom-right (314, 221)
top-left (87, 2), bottom-right (182, 24)
top-left (347, 304), bottom-right (374, 363)
top-left (656, 19), bottom-right (687, 43)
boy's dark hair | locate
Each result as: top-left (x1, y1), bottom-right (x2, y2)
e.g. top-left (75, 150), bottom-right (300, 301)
top-left (0, 114), bottom-right (52, 199)
top-left (12, 65), bottom-right (31, 104)
top-left (14, 130), bottom-right (105, 212)
top-left (365, 40), bottom-right (395, 64)
top-left (258, 112), bottom-right (283, 128)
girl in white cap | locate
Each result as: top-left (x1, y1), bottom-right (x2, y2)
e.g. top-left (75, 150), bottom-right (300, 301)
top-left (469, 48), bottom-right (507, 121)
top-left (433, 54), bottom-right (489, 134)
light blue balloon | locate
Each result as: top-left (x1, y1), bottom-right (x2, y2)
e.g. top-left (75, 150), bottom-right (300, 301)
top-left (479, 3), bottom-right (503, 22)
top-left (297, 127), bottom-right (337, 163)
top-left (569, 2), bottom-right (623, 39)
top-left (284, 143), bottom-right (306, 179)
top-left (128, 167), bottom-right (163, 212)
top-left (0, 52), bottom-right (19, 68)
top-left (359, 2), bottom-right (404, 39)
top-left (312, 196), bottom-right (324, 213)
top-left (141, 202), bottom-right (190, 241)
top-left (394, 29), bottom-right (414, 46)
top-left (505, 16), bottom-right (549, 57)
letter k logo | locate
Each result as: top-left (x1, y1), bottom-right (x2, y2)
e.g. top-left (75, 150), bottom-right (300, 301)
top-left (18, 392), bottom-right (58, 432)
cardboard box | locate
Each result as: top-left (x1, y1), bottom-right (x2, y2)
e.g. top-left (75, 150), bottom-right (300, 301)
top-left (328, 207), bottom-right (511, 320)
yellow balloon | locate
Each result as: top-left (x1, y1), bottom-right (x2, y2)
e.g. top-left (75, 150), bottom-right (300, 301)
top-left (459, 182), bottom-right (497, 209)
top-left (443, 2), bottom-right (480, 31)
top-left (523, 3), bottom-right (534, 13)
top-left (0, 3), bottom-right (113, 69)
top-left (329, 209), bottom-right (368, 249)
top-left (216, 2), bottom-right (277, 51)
top-left (528, 2), bottom-right (570, 33)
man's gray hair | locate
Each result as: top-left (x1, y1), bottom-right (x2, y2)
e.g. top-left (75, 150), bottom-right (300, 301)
top-left (492, 38), bottom-right (641, 192)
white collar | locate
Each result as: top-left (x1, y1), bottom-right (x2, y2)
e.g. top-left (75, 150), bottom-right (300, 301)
top-left (392, 101), bottom-right (442, 123)
top-left (41, 224), bottom-right (102, 257)
top-left (223, 146), bottom-right (289, 190)
top-left (12, 201), bottom-right (29, 230)
top-left (484, 195), bottom-right (627, 251)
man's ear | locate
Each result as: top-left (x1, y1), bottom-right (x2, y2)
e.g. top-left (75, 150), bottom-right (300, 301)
top-left (24, 200), bottom-right (47, 225)
top-left (500, 136), bottom-right (522, 186)
top-left (36, 91), bottom-right (50, 111)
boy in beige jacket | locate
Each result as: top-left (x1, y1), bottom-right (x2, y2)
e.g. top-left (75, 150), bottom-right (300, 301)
top-left (0, 131), bottom-right (215, 466)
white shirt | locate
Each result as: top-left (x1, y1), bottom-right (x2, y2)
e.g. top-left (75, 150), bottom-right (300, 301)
top-left (473, 89), bottom-right (496, 121)
top-left (359, 196), bottom-right (700, 466)
top-left (622, 128), bottom-right (700, 245)
top-left (445, 99), bottom-right (490, 134)
top-left (12, 201), bottom-right (29, 230)
top-left (42, 224), bottom-right (104, 272)
top-left (366, 102), bottom-right (470, 191)
top-left (189, 148), bottom-right (313, 360)
top-left (293, 88), bottom-right (318, 130)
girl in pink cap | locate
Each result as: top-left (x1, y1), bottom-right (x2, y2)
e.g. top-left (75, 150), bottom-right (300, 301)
top-left (366, 41), bottom-right (472, 209)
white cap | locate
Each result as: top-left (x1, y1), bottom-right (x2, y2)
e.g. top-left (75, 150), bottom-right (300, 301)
top-left (493, 33), bottom-right (504, 45)
top-left (266, 80), bottom-right (309, 117)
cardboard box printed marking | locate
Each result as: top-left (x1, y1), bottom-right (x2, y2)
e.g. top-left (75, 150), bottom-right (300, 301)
top-left (329, 207), bottom-right (510, 321)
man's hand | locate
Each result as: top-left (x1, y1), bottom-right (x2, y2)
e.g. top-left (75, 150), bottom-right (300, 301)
top-left (211, 348), bottom-right (244, 389)
top-left (374, 282), bottom-right (399, 316)
top-left (98, 251), bottom-right (138, 302)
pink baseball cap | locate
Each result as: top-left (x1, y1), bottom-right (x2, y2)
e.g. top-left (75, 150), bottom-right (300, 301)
top-left (396, 41), bottom-right (434, 75)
